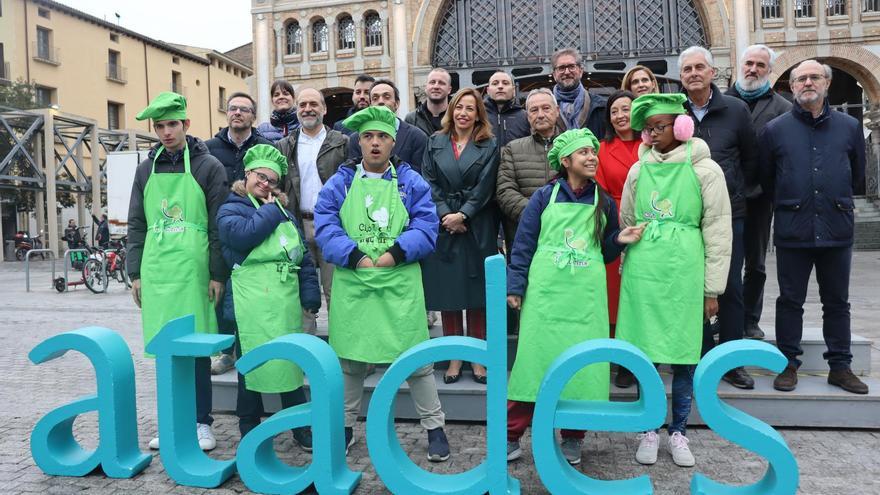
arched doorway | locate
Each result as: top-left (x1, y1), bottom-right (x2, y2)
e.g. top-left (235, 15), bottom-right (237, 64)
top-left (430, 0), bottom-right (709, 88)
top-left (321, 87), bottom-right (352, 128)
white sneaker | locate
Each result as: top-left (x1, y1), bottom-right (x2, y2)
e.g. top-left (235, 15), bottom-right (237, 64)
top-left (667, 432), bottom-right (695, 467)
top-left (635, 431), bottom-right (659, 465)
top-left (210, 354), bottom-right (236, 375)
top-left (197, 423), bottom-right (217, 451)
top-left (148, 436), bottom-right (160, 450)
top-left (427, 311), bottom-right (438, 328)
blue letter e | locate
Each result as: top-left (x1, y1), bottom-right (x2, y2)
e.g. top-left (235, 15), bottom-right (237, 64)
top-left (29, 327), bottom-right (151, 478)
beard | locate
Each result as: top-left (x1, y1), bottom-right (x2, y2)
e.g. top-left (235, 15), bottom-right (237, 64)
top-left (795, 90), bottom-right (825, 106)
top-left (738, 72), bottom-right (769, 92)
top-left (300, 116), bottom-right (322, 130)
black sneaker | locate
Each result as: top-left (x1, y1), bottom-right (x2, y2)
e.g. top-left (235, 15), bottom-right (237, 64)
top-left (744, 323), bottom-right (765, 340)
top-left (426, 427), bottom-right (450, 462)
top-left (344, 427), bottom-right (355, 455)
top-left (614, 367), bottom-right (637, 388)
top-left (292, 427), bottom-right (313, 452)
top-left (722, 367), bottom-right (755, 389)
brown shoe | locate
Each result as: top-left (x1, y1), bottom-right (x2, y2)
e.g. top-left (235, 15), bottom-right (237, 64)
top-left (773, 365), bottom-right (798, 392)
top-left (828, 369), bottom-right (869, 394)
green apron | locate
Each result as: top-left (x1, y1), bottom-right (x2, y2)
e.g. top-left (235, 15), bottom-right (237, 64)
top-left (328, 164), bottom-right (428, 364)
top-left (140, 145), bottom-right (217, 355)
top-left (616, 142), bottom-right (704, 365)
top-left (232, 195), bottom-right (305, 393)
top-left (508, 181), bottom-right (610, 402)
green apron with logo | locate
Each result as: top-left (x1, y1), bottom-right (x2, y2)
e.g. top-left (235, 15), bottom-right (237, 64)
top-left (616, 142), bottom-right (704, 364)
top-left (329, 164), bottom-right (428, 364)
top-left (508, 181), bottom-right (610, 402)
top-left (232, 195), bottom-right (305, 393)
top-left (140, 145), bottom-right (217, 355)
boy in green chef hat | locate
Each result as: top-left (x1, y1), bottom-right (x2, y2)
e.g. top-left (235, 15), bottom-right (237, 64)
top-left (313, 106), bottom-right (452, 461)
top-left (127, 91), bottom-right (230, 452)
top-left (617, 93), bottom-right (732, 468)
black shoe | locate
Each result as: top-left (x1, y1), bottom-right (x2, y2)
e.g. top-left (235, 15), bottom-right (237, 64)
top-left (292, 427), bottom-right (313, 452)
top-left (239, 418), bottom-right (259, 438)
top-left (722, 367), bottom-right (755, 389)
top-left (443, 373), bottom-right (461, 384)
top-left (744, 323), bottom-right (765, 340)
top-left (828, 368), bottom-right (869, 394)
top-left (427, 427), bottom-right (450, 462)
top-left (473, 373), bottom-right (487, 385)
top-left (344, 427), bottom-right (355, 455)
top-left (614, 367), bottom-right (637, 388)
top-left (773, 365), bottom-right (798, 392)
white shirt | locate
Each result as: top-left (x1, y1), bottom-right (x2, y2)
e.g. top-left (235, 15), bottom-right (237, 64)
top-left (297, 127), bottom-right (327, 213)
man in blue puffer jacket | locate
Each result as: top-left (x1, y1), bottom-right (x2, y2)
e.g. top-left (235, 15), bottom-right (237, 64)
top-left (760, 59), bottom-right (868, 395)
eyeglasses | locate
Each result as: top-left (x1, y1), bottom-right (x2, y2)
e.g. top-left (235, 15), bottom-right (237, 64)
top-left (554, 63), bottom-right (581, 73)
top-left (251, 171), bottom-right (279, 187)
top-left (644, 122), bottom-right (675, 135)
top-left (793, 74), bottom-right (825, 85)
top-left (227, 105), bottom-right (254, 114)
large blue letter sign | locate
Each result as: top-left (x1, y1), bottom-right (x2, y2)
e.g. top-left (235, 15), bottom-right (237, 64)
top-left (29, 327), bottom-right (151, 478)
top-left (366, 255), bottom-right (518, 494)
top-left (145, 315), bottom-right (236, 488)
top-left (532, 339), bottom-right (666, 495)
top-left (691, 340), bottom-right (799, 495)
top-left (235, 333), bottom-right (362, 494)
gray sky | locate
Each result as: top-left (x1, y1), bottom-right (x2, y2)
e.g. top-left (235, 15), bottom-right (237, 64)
top-left (58, 0), bottom-right (253, 52)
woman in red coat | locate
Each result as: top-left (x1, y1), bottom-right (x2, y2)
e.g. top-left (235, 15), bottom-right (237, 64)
top-left (596, 89), bottom-right (640, 388)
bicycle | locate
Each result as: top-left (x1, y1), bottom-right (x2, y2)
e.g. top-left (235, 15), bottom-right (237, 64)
top-left (82, 238), bottom-right (130, 294)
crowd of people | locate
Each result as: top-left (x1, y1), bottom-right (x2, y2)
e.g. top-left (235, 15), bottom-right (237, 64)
top-left (125, 43), bottom-right (867, 470)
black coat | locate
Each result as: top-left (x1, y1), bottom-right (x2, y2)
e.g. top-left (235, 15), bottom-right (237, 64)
top-left (759, 101), bottom-right (865, 248)
top-left (683, 84), bottom-right (759, 219)
top-left (205, 127), bottom-right (273, 186)
top-left (484, 97), bottom-right (531, 149)
top-left (347, 118), bottom-right (429, 172)
top-left (421, 134), bottom-right (500, 310)
top-left (405, 102), bottom-right (445, 138)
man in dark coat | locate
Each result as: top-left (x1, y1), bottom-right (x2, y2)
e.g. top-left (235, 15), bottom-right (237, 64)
top-left (679, 45), bottom-right (759, 390)
top-left (484, 71), bottom-right (531, 148)
top-left (551, 48), bottom-right (607, 138)
top-left (725, 45), bottom-right (792, 340)
top-left (347, 79), bottom-right (429, 172)
top-left (760, 60), bottom-right (868, 395)
top-left (206, 92), bottom-right (273, 186)
top-left (405, 68), bottom-right (452, 138)
top-left (332, 74), bottom-right (375, 136)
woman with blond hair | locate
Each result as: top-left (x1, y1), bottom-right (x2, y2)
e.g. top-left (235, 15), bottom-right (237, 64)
top-left (421, 88), bottom-right (500, 384)
top-left (622, 65), bottom-right (661, 97)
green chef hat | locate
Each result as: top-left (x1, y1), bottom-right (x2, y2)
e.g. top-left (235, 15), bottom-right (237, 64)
top-left (547, 128), bottom-right (600, 171)
top-left (244, 144), bottom-right (287, 178)
top-left (136, 91), bottom-right (188, 121)
top-left (343, 106), bottom-right (397, 139)
top-left (629, 93), bottom-right (687, 131)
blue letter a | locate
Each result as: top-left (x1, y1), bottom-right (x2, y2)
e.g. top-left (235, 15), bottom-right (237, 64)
top-left (235, 333), bottom-right (362, 494)
top-left (29, 327), bottom-right (151, 478)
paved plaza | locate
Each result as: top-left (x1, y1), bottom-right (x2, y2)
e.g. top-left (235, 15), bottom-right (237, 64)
top-left (0, 251), bottom-right (878, 494)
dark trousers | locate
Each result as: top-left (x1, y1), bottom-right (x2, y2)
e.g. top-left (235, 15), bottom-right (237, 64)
top-left (775, 246), bottom-right (853, 370)
top-left (217, 303), bottom-right (235, 355)
top-left (703, 218), bottom-right (745, 354)
top-left (233, 332), bottom-right (308, 433)
top-left (195, 357), bottom-right (214, 425)
top-left (743, 195), bottom-right (773, 326)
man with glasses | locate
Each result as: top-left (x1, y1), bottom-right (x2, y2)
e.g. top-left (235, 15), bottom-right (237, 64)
top-left (278, 87), bottom-right (349, 333)
top-left (206, 92), bottom-right (273, 375)
top-left (551, 48), bottom-right (606, 137)
top-left (726, 44), bottom-right (791, 341)
top-left (760, 60), bottom-right (868, 395)
top-left (679, 46), bottom-right (759, 391)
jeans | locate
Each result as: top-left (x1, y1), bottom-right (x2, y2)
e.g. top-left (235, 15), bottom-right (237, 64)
top-left (743, 195), bottom-right (773, 326)
top-left (775, 246), bottom-right (853, 370)
top-left (703, 218), bottom-right (745, 354)
top-left (195, 357), bottom-right (214, 425)
top-left (652, 364), bottom-right (695, 435)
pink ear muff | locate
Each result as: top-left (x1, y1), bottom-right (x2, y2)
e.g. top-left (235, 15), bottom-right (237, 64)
top-left (641, 129), bottom-right (652, 145)
top-left (673, 115), bottom-right (695, 141)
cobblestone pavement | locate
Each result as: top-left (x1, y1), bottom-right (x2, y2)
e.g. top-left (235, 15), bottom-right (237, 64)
top-left (1, 252), bottom-right (878, 494)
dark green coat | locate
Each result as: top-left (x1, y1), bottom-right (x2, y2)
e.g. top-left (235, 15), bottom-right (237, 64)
top-left (421, 133), bottom-right (500, 310)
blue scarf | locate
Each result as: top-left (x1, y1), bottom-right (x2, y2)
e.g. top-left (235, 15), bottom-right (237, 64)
top-left (734, 81), bottom-right (771, 102)
top-left (554, 84), bottom-right (586, 130)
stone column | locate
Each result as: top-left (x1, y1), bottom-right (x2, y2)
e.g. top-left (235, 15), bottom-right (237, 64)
top-left (390, 1), bottom-right (410, 114)
top-left (733, 0), bottom-right (750, 67)
top-left (254, 14), bottom-right (272, 124)
top-left (301, 20), bottom-right (312, 78)
top-left (274, 17), bottom-right (285, 78)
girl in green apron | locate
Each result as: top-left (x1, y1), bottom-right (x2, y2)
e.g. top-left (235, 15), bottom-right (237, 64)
top-left (217, 145), bottom-right (321, 449)
top-left (506, 129), bottom-right (646, 466)
top-left (617, 94), bottom-right (732, 468)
